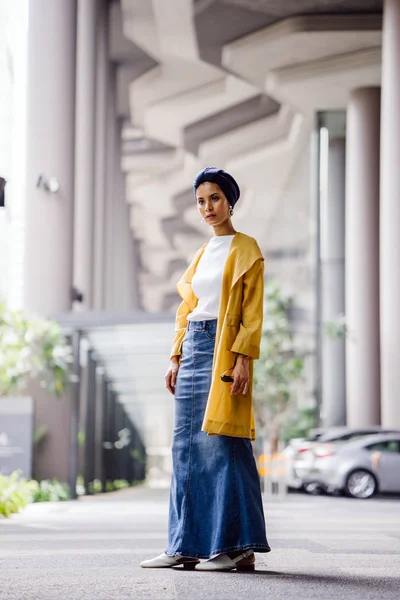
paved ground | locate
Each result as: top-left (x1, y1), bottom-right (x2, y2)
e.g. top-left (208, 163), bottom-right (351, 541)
top-left (0, 486), bottom-right (399, 600)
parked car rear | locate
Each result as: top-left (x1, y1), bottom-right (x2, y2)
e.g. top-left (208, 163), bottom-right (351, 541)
top-left (295, 433), bottom-right (400, 498)
top-left (285, 426), bottom-right (398, 490)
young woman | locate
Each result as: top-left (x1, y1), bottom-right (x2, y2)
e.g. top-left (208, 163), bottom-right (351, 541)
top-left (141, 168), bottom-right (270, 572)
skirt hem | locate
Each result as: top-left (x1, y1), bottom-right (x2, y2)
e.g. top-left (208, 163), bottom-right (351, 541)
top-left (165, 543), bottom-right (271, 560)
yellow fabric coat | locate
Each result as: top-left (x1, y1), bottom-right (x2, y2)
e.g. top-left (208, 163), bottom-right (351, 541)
top-left (170, 232), bottom-right (264, 441)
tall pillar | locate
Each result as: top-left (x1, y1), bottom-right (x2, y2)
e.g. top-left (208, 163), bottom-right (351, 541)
top-left (24, 0), bottom-right (77, 315)
top-left (380, 0), bottom-right (400, 427)
top-left (73, 0), bottom-right (98, 310)
top-left (111, 135), bottom-right (141, 310)
top-left (93, 0), bottom-right (109, 311)
top-left (131, 238), bottom-right (142, 310)
top-left (345, 88), bottom-right (381, 426)
top-left (117, 176), bottom-right (137, 311)
top-left (321, 137), bottom-right (346, 427)
top-left (103, 69), bottom-right (140, 312)
top-left (104, 65), bottom-right (118, 310)
top-left (122, 195), bottom-right (138, 310)
top-left (112, 132), bottom-right (128, 310)
top-left (113, 163), bottom-right (136, 311)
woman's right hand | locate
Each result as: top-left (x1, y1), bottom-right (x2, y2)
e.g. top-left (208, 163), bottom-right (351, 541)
top-left (165, 357), bottom-right (180, 395)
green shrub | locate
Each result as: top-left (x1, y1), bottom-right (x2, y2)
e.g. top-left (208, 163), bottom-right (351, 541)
top-left (0, 471), bottom-right (142, 518)
top-left (112, 479), bottom-right (130, 490)
top-left (87, 479), bottom-right (103, 494)
top-left (0, 472), bottom-right (71, 517)
top-left (0, 471), bottom-right (35, 518)
top-left (87, 479), bottom-right (131, 494)
top-left (30, 479), bottom-right (71, 503)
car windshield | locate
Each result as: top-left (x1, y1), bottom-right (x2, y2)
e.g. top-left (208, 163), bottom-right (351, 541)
top-left (312, 430), bottom-right (380, 442)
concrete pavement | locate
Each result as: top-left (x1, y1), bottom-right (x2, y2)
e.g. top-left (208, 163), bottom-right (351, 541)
top-left (0, 485), bottom-right (399, 599)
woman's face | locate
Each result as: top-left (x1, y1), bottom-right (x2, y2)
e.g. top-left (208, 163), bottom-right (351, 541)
top-left (196, 182), bottom-right (231, 228)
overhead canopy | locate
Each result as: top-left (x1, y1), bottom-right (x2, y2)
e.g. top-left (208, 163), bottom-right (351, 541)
top-left (57, 310), bottom-right (175, 449)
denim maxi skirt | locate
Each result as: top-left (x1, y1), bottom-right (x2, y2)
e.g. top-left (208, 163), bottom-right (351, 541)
top-left (166, 319), bottom-right (271, 559)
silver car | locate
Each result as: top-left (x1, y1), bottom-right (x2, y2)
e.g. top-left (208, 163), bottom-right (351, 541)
top-left (295, 432), bottom-right (400, 499)
top-left (285, 426), bottom-right (397, 490)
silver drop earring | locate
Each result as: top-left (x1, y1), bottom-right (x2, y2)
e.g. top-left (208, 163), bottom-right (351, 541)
top-left (229, 206), bottom-right (234, 216)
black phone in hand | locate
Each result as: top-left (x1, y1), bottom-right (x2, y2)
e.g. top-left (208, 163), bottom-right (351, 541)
top-left (221, 375), bottom-right (234, 383)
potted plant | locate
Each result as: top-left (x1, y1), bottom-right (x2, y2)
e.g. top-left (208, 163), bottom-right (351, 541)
top-left (0, 303), bottom-right (73, 397)
top-left (0, 303), bottom-right (74, 483)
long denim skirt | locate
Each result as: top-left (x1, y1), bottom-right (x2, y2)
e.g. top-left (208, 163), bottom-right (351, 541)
top-left (166, 319), bottom-right (271, 559)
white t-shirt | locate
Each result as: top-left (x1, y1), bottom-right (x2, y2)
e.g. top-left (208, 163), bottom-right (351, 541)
top-left (187, 235), bottom-right (235, 322)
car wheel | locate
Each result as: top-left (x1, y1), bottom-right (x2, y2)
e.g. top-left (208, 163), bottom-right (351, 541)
top-left (345, 470), bottom-right (377, 499)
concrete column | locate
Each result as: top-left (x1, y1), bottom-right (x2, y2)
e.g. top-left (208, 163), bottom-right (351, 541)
top-left (111, 135), bottom-right (127, 310)
top-left (117, 172), bottom-right (136, 310)
top-left (103, 70), bottom-right (141, 312)
top-left (380, 0), bottom-right (400, 427)
top-left (107, 130), bottom-right (132, 311)
top-left (73, 0), bottom-right (98, 310)
top-left (93, 0), bottom-right (109, 311)
top-left (131, 237), bottom-right (142, 310)
top-left (112, 133), bottom-right (141, 310)
top-left (321, 137), bottom-right (346, 427)
top-left (104, 65), bottom-right (118, 310)
top-left (24, 0), bottom-right (77, 316)
top-left (345, 88), bottom-right (381, 426)
top-left (24, 1), bottom-right (78, 486)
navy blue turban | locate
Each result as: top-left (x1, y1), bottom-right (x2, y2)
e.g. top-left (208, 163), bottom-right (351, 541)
top-left (193, 167), bottom-right (240, 207)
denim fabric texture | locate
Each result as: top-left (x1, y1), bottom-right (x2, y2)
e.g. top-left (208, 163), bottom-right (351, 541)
top-left (166, 319), bottom-right (271, 559)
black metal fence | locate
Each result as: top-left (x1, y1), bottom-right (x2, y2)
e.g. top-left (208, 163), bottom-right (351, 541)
top-left (68, 331), bottom-right (146, 498)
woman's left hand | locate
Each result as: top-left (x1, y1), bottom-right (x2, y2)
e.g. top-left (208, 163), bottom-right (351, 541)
top-left (230, 355), bottom-right (250, 396)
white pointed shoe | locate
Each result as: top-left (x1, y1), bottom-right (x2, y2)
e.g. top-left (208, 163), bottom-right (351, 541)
top-left (195, 550), bottom-right (255, 572)
top-left (140, 553), bottom-right (199, 569)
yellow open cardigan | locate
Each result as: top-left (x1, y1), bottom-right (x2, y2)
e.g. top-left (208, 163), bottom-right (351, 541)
top-left (170, 232), bottom-right (264, 441)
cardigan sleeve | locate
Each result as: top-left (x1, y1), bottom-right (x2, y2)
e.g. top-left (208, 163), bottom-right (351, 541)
top-left (230, 258), bottom-right (264, 359)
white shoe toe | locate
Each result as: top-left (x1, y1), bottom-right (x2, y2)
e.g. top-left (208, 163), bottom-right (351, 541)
top-left (140, 553), bottom-right (179, 568)
top-left (195, 554), bottom-right (236, 571)
top-left (195, 550), bottom-right (254, 572)
top-left (140, 553), bottom-right (199, 569)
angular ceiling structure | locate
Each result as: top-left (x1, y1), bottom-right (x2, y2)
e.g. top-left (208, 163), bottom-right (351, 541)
top-left (114, 0), bottom-right (382, 312)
